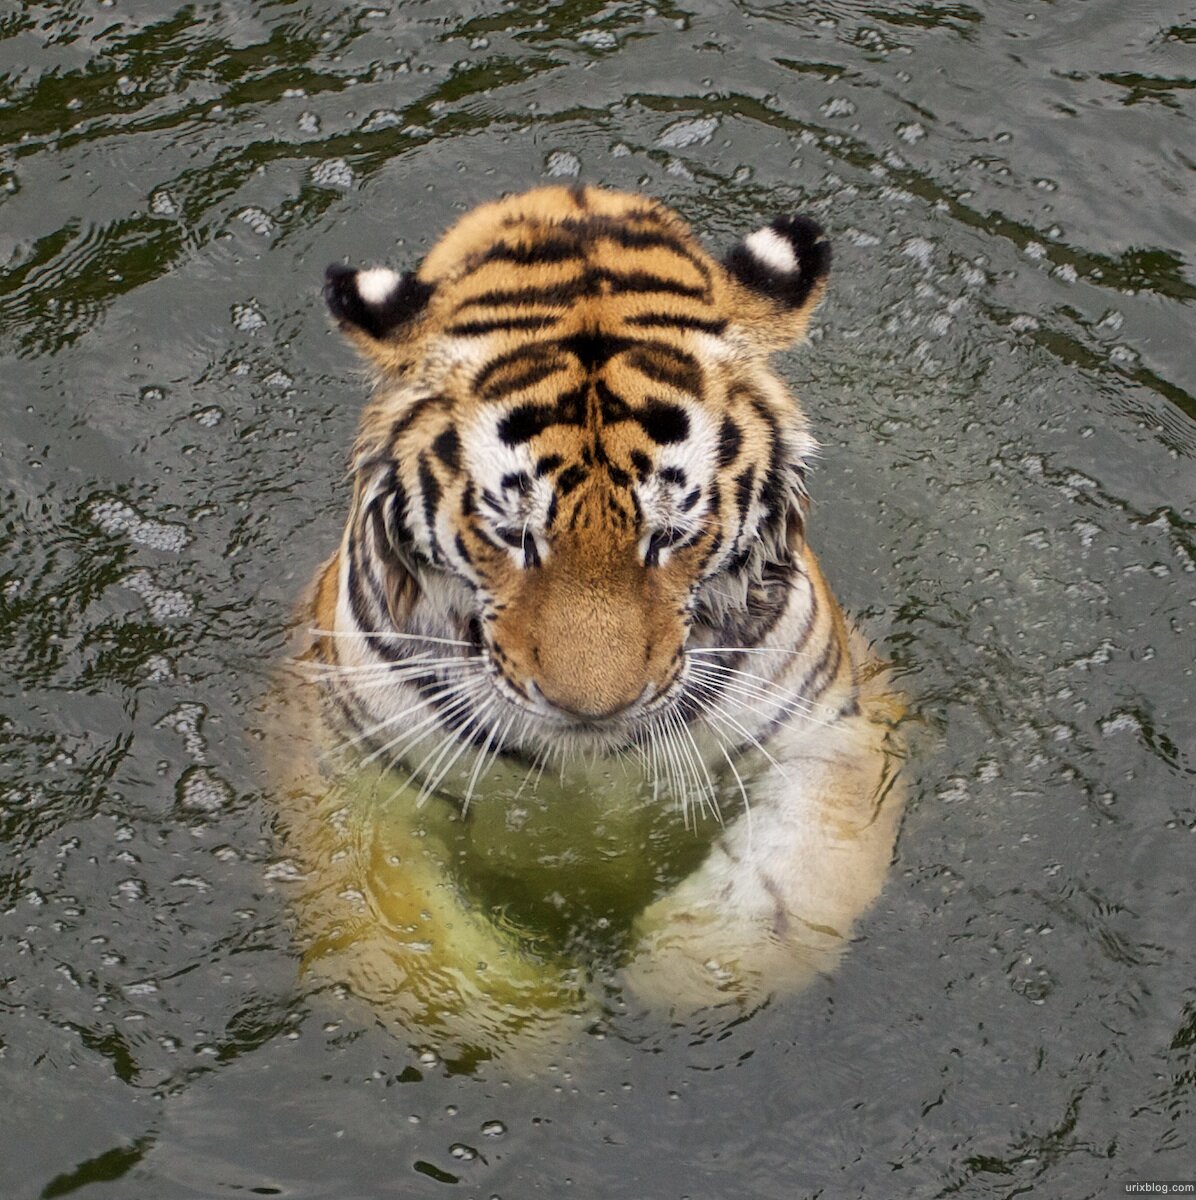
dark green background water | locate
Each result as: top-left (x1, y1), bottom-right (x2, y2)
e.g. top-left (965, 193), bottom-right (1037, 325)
top-left (2, 1), bottom-right (1193, 1196)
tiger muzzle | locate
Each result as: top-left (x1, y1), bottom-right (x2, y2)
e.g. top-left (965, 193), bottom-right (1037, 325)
top-left (492, 543), bottom-right (684, 723)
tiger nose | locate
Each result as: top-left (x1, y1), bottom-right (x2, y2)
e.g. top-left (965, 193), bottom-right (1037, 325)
top-left (529, 635), bottom-right (649, 720)
top-left (532, 676), bottom-right (644, 720)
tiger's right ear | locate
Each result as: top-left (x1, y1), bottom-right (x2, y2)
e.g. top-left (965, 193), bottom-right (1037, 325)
top-left (323, 263), bottom-right (434, 347)
top-left (721, 215), bottom-right (831, 351)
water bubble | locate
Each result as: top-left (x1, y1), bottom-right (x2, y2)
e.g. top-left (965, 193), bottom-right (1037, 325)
top-left (657, 117), bottom-right (718, 148)
top-left (117, 878), bottom-right (148, 901)
top-left (901, 237), bottom-right (934, 269)
top-left (545, 151), bottom-right (580, 177)
top-left (311, 158), bottom-right (355, 190)
top-left (821, 98), bottom-right (856, 118)
top-left (1100, 711), bottom-right (1142, 736)
top-left (238, 207), bottom-right (275, 236)
top-left (264, 859), bottom-right (307, 882)
top-left (150, 190), bottom-right (177, 216)
top-left (578, 29), bottom-right (617, 49)
top-left (844, 227), bottom-right (880, 247)
top-left (449, 1144), bottom-right (477, 1161)
top-left (1072, 520), bottom-right (1100, 548)
top-left (232, 302), bottom-right (266, 333)
top-left (361, 109), bottom-right (402, 132)
top-left (194, 406), bottom-right (224, 427)
top-left (879, 185), bottom-right (914, 204)
top-left (156, 703), bottom-right (207, 759)
top-left (178, 767), bottom-right (233, 813)
top-left (122, 570), bottom-right (194, 620)
top-left (89, 499), bottom-right (190, 552)
top-left (481, 1121), bottom-right (506, 1137)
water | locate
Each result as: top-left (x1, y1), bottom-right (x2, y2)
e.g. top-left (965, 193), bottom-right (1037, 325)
top-left (1, 1), bottom-right (1193, 1195)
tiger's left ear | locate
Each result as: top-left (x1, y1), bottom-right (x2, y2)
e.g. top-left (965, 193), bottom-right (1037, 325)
top-left (324, 263), bottom-right (434, 352)
top-left (721, 215), bottom-right (831, 350)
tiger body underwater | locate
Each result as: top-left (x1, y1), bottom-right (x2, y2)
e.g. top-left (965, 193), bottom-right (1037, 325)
top-left (274, 185), bottom-right (905, 1058)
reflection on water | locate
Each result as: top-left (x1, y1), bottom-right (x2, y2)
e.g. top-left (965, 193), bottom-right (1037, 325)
top-left (1, 0), bottom-right (1192, 1195)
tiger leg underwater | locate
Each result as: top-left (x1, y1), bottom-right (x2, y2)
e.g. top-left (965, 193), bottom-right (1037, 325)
top-left (272, 185), bottom-right (905, 1050)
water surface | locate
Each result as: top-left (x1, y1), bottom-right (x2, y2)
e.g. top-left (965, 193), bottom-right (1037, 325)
top-left (1, 1), bottom-right (1193, 1196)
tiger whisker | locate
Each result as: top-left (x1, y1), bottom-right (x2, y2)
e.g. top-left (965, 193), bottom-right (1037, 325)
top-left (298, 655), bottom-right (483, 679)
top-left (684, 685), bottom-right (789, 776)
top-left (357, 677), bottom-right (490, 767)
top-left (336, 672), bottom-right (486, 764)
top-left (462, 710), bottom-right (517, 811)
top-left (318, 662), bottom-right (486, 695)
top-left (674, 706), bottom-right (723, 826)
top-left (414, 698), bottom-right (501, 807)
top-left (387, 686), bottom-right (491, 796)
top-left (309, 627), bottom-right (474, 647)
top-left (687, 645), bottom-right (818, 658)
top-left (686, 661), bottom-right (841, 726)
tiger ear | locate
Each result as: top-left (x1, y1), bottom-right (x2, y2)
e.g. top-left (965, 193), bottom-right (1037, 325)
top-left (323, 263), bottom-right (433, 348)
top-left (721, 215), bottom-right (831, 350)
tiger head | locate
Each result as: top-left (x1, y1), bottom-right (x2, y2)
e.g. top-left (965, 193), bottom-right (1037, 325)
top-left (323, 186), bottom-right (830, 741)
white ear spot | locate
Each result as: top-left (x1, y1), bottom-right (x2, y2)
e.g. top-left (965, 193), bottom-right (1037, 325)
top-left (355, 267), bottom-right (402, 306)
top-left (744, 227), bottom-right (799, 274)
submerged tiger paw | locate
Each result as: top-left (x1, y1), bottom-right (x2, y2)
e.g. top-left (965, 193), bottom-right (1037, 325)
top-left (623, 895), bottom-right (841, 1017)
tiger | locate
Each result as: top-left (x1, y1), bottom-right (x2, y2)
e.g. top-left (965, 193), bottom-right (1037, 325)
top-left (272, 184), bottom-right (905, 1064)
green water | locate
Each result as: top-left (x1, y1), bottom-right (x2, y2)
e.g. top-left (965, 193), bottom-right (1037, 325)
top-left (1, 1), bottom-right (1193, 1196)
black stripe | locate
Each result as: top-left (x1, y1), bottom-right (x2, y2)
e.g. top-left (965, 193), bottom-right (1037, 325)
top-left (455, 279), bottom-right (587, 312)
top-left (555, 216), bottom-right (713, 285)
top-left (432, 427), bottom-right (461, 471)
top-left (474, 346), bottom-right (563, 398)
top-left (601, 269), bottom-right (707, 300)
top-left (388, 394), bottom-right (448, 444)
top-left (446, 315), bottom-right (557, 337)
top-left (638, 399), bottom-right (690, 444)
top-left (557, 464), bottom-right (588, 495)
top-left (624, 312), bottom-right (727, 335)
top-left (557, 330), bottom-right (634, 370)
top-left (477, 236), bottom-right (583, 267)
top-left (497, 384), bottom-right (586, 444)
top-left (718, 416), bottom-right (743, 467)
top-left (595, 378), bottom-right (633, 423)
top-left (498, 403), bottom-right (560, 445)
top-left (417, 455), bottom-right (444, 562)
top-left (624, 344), bottom-right (704, 395)
top-left (734, 466), bottom-right (756, 523)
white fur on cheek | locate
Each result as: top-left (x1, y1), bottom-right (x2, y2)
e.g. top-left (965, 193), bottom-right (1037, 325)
top-left (744, 227), bottom-right (798, 274)
top-left (355, 267), bottom-right (401, 306)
